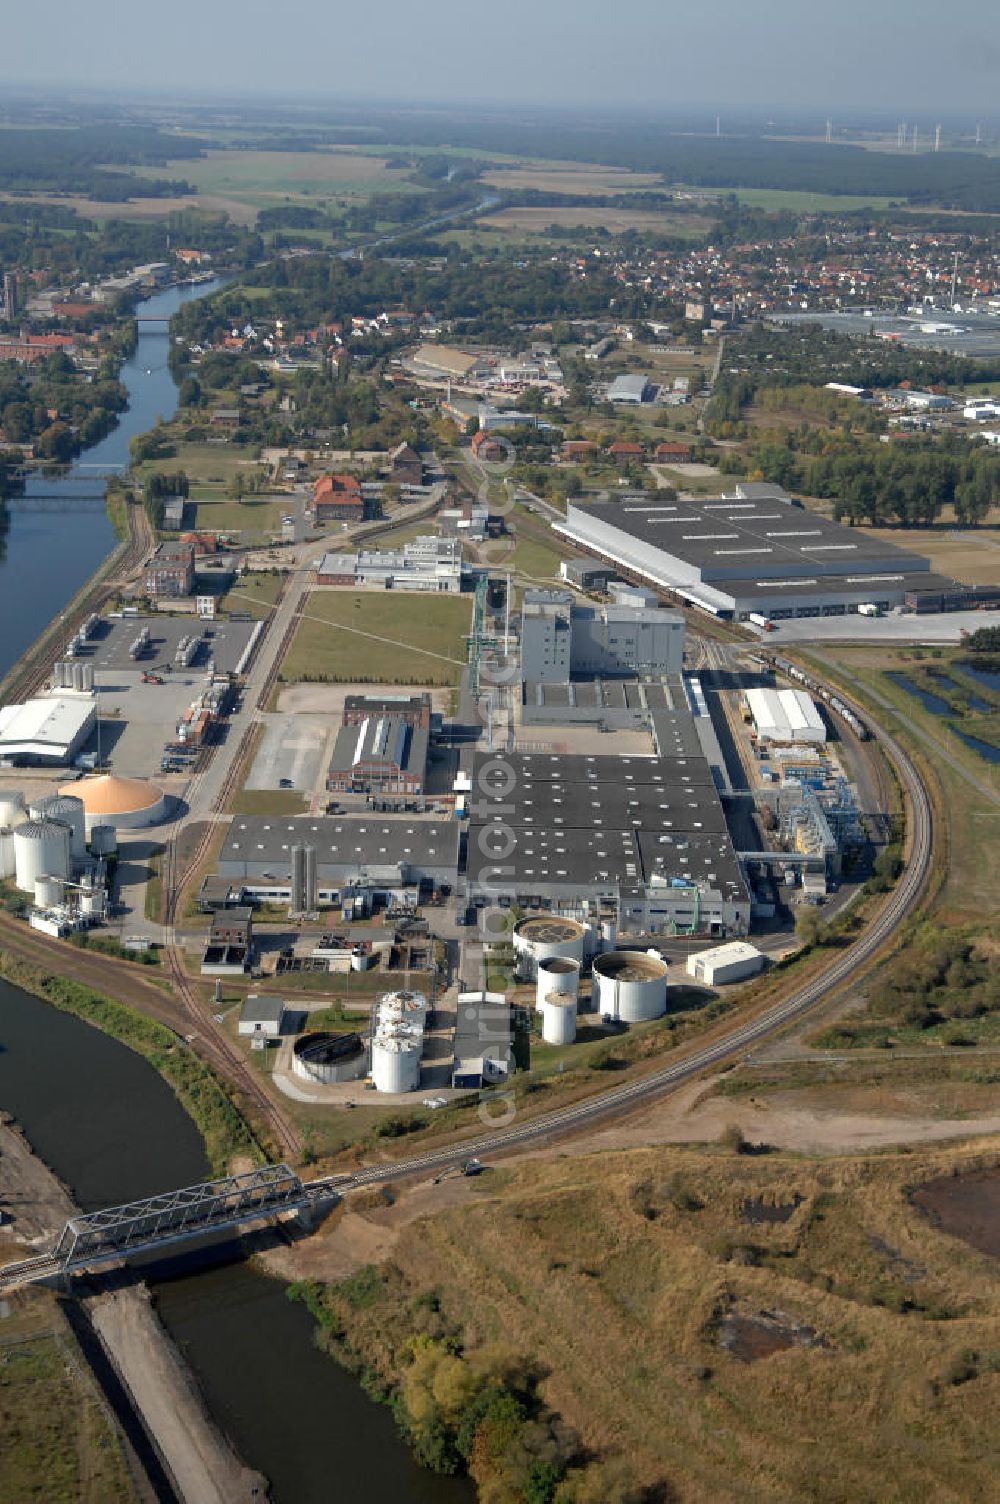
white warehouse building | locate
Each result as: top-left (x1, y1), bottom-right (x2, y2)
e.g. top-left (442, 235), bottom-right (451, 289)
top-left (0, 695), bottom-right (96, 764)
top-left (745, 688), bottom-right (826, 744)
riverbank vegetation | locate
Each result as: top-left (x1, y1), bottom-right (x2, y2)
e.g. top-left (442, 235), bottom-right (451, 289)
top-left (285, 1137), bottom-right (1000, 1502)
top-left (0, 1292), bottom-right (133, 1504)
top-left (0, 952), bottom-right (263, 1175)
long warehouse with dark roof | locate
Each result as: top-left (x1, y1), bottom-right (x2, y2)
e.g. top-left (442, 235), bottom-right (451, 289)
top-left (556, 486), bottom-right (962, 619)
top-left (466, 750), bottom-right (749, 936)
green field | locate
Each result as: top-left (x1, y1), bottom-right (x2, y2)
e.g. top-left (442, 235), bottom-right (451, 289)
top-left (279, 590), bottom-right (471, 687)
top-left (191, 496), bottom-right (288, 537)
top-left (704, 185), bottom-right (901, 212)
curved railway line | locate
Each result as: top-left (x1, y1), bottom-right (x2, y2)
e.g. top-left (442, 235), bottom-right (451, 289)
top-left (308, 684), bottom-right (932, 1192)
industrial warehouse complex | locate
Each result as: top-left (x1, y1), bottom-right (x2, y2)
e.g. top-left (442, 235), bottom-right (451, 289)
top-left (557, 483), bottom-right (986, 619)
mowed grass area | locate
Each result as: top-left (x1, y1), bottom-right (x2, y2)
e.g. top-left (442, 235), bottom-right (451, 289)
top-left (305, 1138), bottom-right (1000, 1502)
top-left (0, 1296), bottom-right (133, 1503)
top-left (279, 590), bottom-right (471, 687)
top-left (221, 571), bottom-right (285, 618)
top-left (190, 496), bottom-right (288, 537)
top-left (477, 205), bottom-right (712, 238)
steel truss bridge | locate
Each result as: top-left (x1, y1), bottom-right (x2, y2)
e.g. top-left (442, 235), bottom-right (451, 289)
top-left (0, 1165), bottom-right (333, 1291)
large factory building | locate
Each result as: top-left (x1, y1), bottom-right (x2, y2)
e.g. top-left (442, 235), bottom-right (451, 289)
top-left (557, 486), bottom-right (961, 620)
top-left (520, 588), bottom-right (685, 683)
top-left (465, 750), bottom-right (749, 936)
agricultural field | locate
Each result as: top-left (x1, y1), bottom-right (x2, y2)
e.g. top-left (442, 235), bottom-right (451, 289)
top-left (278, 590), bottom-right (471, 688)
top-left (702, 185), bottom-right (902, 212)
top-left (796, 498), bottom-right (1000, 586)
top-left (477, 205), bottom-right (712, 239)
top-left (481, 160), bottom-right (668, 196)
top-left (131, 147), bottom-right (425, 221)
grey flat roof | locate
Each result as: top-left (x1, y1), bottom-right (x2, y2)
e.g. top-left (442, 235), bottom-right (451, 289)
top-left (220, 816), bottom-right (459, 872)
top-left (328, 719), bottom-right (429, 776)
top-left (569, 496), bottom-right (930, 582)
top-left (472, 750), bottom-right (717, 790)
top-left (472, 774), bottom-right (728, 834)
top-left (468, 820), bottom-right (743, 894)
top-left (240, 996), bottom-right (285, 1023)
top-left (717, 569), bottom-right (958, 600)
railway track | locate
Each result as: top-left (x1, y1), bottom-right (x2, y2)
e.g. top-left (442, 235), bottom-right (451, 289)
top-left (307, 685), bottom-right (933, 1191)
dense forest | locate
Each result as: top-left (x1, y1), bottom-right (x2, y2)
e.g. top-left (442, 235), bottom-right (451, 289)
top-left (0, 126), bottom-right (204, 199)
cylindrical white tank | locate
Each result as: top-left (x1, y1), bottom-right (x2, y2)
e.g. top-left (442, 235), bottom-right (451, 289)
top-left (513, 915), bottom-right (586, 979)
top-left (29, 794), bottom-right (86, 861)
top-left (371, 1029), bottom-right (422, 1093)
top-left (14, 819), bottom-right (72, 892)
top-left (0, 791), bottom-right (26, 830)
top-left (592, 950), bottom-right (668, 1024)
top-left (601, 918), bottom-right (618, 952)
top-left (88, 824), bottom-right (117, 857)
top-left (541, 994), bottom-right (577, 1045)
top-left (34, 875), bottom-right (65, 909)
top-left (535, 956), bottom-right (580, 1011)
top-left (350, 948), bottom-right (376, 971)
top-left (0, 826), bottom-right (15, 880)
top-left (375, 990), bottom-right (428, 1033)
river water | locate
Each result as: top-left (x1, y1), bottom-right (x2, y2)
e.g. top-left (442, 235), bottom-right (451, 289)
top-left (0, 977), bottom-right (469, 1502)
top-left (0, 275), bottom-right (471, 1499)
top-left (0, 279), bottom-right (221, 683)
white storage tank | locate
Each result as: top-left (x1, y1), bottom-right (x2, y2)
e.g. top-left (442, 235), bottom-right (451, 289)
top-left (592, 950), bottom-right (668, 1024)
top-left (0, 827), bottom-right (15, 880)
top-left (601, 918), bottom-right (618, 952)
top-left (535, 956), bottom-right (580, 1011)
top-left (88, 824), bottom-right (117, 857)
top-left (541, 994), bottom-right (577, 1045)
top-left (375, 990), bottom-right (428, 1033)
top-left (30, 794), bottom-right (86, 861)
top-left (14, 819), bottom-right (72, 892)
top-left (513, 915), bottom-right (586, 979)
top-left (0, 791), bottom-right (25, 830)
top-left (371, 1029), bottom-right (422, 1093)
top-left (34, 874), bottom-right (65, 909)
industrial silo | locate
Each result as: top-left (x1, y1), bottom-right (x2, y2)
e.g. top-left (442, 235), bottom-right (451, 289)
top-left (0, 791), bottom-right (25, 830)
top-left (88, 824), bottom-right (117, 857)
top-left (541, 994), bottom-right (577, 1046)
top-left (14, 819), bottom-right (72, 892)
top-left (592, 950), bottom-right (668, 1024)
top-left (513, 915), bottom-right (586, 980)
top-left (0, 827), bottom-right (16, 880)
top-left (375, 990), bottom-right (428, 1034)
top-left (79, 886), bottom-right (106, 921)
top-left (371, 1028), bottom-right (422, 1093)
top-left (535, 956), bottom-right (580, 1011)
top-left (290, 844), bottom-right (305, 913)
top-left (30, 794), bottom-right (86, 861)
top-left (292, 1031), bottom-right (368, 1085)
top-left (303, 845), bottom-right (317, 911)
top-left (34, 875), bottom-right (65, 910)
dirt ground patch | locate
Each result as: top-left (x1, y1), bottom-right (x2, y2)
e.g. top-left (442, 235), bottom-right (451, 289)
top-left (912, 1166), bottom-right (1000, 1258)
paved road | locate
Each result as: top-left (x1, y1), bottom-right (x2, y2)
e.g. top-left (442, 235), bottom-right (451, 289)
top-left (302, 682), bottom-right (933, 1192)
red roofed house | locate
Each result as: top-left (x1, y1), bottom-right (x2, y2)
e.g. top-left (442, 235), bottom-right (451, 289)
top-left (313, 473), bottom-right (367, 524)
top-left (560, 440), bottom-right (599, 460)
top-left (607, 441), bottom-right (645, 467)
top-left (471, 430), bottom-right (505, 462)
top-left (654, 441), bottom-right (692, 463)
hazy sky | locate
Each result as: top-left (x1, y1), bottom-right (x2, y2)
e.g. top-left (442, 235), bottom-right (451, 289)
top-left (4, 0), bottom-right (999, 116)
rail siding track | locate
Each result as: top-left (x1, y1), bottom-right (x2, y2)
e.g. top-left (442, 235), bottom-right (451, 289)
top-left (309, 689), bottom-right (932, 1191)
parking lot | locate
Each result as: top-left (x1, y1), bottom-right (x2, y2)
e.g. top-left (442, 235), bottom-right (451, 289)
top-left (245, 713), bottom-right (335, 796)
